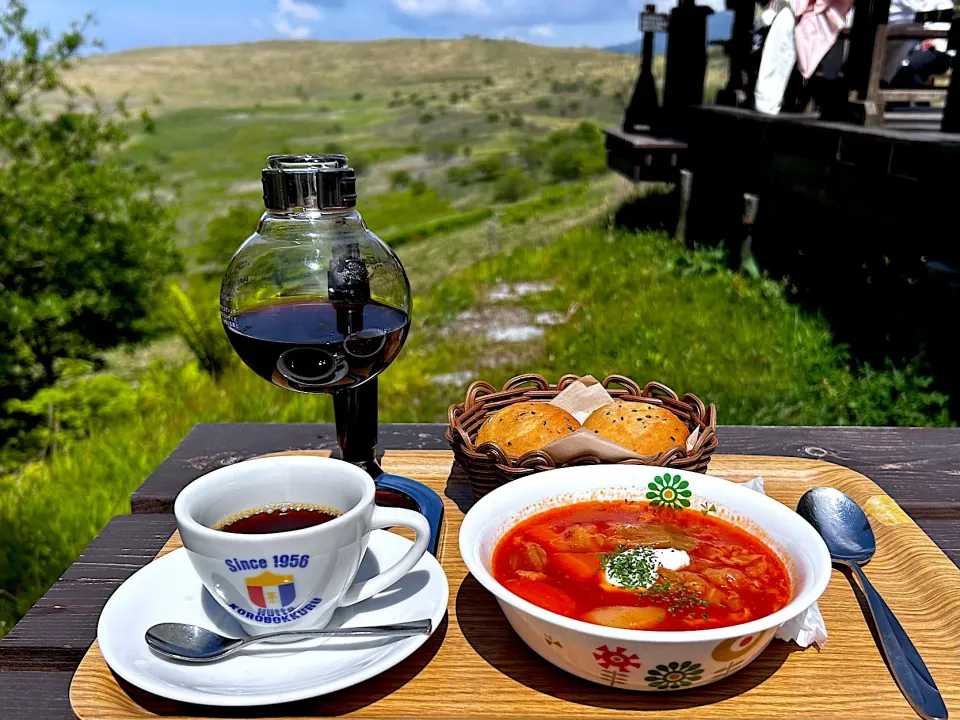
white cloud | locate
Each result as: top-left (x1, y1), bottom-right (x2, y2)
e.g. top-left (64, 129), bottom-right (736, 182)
top-left (390, 0), bottom-right (490, 17)
top-left (279, 0), bottom-right (323, 22)
top-left (528, 23), bottom-right (554, 37)
top-left (272, 15), bottom-right (313, 38)
top-left (264, 0), bottom-right (323, 40)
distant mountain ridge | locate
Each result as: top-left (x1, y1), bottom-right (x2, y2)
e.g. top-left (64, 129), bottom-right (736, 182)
top-left (603, 11), bottom-right (735, 55)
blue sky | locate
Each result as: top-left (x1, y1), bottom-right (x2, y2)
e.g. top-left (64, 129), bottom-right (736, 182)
top-left (26, 0), bottom-right (725, 53)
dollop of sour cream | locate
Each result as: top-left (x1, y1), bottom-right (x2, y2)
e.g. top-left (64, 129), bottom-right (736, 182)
top-left (604, 548), bottom-right (690, 590)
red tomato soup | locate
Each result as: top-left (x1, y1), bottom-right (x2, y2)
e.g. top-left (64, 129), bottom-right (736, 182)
top-left (491, 500), bottom-right (791, 631)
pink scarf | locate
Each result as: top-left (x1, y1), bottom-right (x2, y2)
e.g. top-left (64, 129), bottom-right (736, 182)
top-left (790, 0), bottom-right (854, 78)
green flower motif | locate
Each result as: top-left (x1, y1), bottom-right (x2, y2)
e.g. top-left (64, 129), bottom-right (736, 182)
top-left (645, 660), bottom-right (704, 689)
top-left (646, 473), bottom-right (692, 509)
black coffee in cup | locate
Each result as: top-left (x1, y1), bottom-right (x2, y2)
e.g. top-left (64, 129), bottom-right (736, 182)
top-left (213, 503), bottom-right (340, 535)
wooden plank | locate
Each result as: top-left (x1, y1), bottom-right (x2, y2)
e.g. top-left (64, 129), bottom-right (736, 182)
top-left (70, 452), bottom-right (960, 719)
top-left (884, 26), bottom-right (951, 39)
top-left (0, 672), bottom-right (75, 716)
top-left (604, 126), bottom-right (688, 149)
top-left (944, 42), bottom-right (960, 132)
top-left (692, 104), bottom-right (960, 145)
top-left (0, 515), bottom-right (176, 672)
top-left (878, 88), bottom-right (947, 103)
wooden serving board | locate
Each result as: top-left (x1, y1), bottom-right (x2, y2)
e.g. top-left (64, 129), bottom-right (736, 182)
top-left (71, 452), bottom-right (960, 719)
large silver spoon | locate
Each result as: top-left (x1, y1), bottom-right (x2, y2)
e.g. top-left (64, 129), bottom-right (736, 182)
top-left (797, 488), bottom-right (947, 720)
top-left (145, 619), bottom-right (433, 663)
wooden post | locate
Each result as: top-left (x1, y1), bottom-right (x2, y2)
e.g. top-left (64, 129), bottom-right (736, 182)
top-left (675, 169), bottom-right (693, 243)
top-left (716, 0), bottom-right (755, 106)
top-left (862, 22), bottom-right (889, 127)
top-left (847, 0), bottom-right (890, 123)
top-left (661, 0), bottom-right (713, 137)
top-left (623, 4), bottom-right (666, 131)
top-left (741, 193), bottom-right (760, 276)
top-left (942, 10), bottom-right (960, 132)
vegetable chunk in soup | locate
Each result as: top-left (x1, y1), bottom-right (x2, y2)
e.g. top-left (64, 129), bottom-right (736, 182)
top-left (491, 500), bottom-right (791, 631)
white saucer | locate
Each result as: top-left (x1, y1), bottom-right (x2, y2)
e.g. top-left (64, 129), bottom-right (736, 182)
top-left (97, 530), bottom-right (448, 706)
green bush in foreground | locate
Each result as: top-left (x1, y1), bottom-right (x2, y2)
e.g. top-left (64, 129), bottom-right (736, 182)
top-left (0, 1), bottom-right (180, 469)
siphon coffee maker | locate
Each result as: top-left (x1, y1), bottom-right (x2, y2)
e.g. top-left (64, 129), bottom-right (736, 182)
top-left (220, 154), bottom-right (442, 552)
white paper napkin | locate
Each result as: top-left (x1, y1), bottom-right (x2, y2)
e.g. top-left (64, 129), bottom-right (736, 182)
top-left (741, 476), bottom-right (828, 650)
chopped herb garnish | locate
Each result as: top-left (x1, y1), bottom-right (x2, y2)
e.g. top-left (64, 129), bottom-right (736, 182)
top-left (599, 546), bottom-right (657, 590)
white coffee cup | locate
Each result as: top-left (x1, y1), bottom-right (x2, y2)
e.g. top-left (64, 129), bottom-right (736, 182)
top-left (174, 455), bottom-right (430, 636)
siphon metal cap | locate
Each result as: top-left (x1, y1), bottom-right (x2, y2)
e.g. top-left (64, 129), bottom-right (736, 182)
top-left (261, 154), bottom-right (358, 211)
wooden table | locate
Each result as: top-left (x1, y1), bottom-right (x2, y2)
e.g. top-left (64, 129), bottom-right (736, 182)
top-left (2, 423), bottom-right (959, 718)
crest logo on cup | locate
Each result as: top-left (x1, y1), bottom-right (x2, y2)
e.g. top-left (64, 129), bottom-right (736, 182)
top-left (174, 456), bottom-right (431, 636)
top-left (245, 571), bottom-right (296, 609)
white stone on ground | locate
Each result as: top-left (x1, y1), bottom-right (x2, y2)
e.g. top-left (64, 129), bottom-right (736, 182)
top-left (487, 282), bottom-right (554, 301)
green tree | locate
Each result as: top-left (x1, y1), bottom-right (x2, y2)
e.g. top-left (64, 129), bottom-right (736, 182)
top-left (0, 1), bottom-right (180, 467)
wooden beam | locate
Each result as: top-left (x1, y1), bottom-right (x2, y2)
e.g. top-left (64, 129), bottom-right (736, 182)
top-left (716, 0), bottom-right (755, 107)
top-left (943, 11), bottom-right (960, 132)
top-left (878, 88), bottom-right (948, 102)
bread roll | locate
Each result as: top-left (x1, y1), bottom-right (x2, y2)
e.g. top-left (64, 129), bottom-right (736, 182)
top-left (476, 401), bottom-right (580, 456)
top-left (583, 401), bottom-right (689, 456)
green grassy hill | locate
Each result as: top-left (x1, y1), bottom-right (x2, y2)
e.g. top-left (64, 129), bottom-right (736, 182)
top-left (66, 38), bottom-right (639, 109)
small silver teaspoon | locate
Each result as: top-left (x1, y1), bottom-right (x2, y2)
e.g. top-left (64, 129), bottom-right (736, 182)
top-left (145, 619), bottom-right (433, 663)
top-left (797, 488), bottom-right (947, 720)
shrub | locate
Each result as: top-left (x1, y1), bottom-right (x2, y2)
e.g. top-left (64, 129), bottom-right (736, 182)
top-left (410, 179), bottom-right (428, 196)
top-left (427, 140), bottom-right (459, 161)
top-left (472, 153), bottom-right (509, 182)
top-left (544, 122), bottom-right (606, 182)
top-left (352, 91), bottom-right (364, 101)
top-left (446, 165), bottom-right (472, 185)
top-left (419, 112), bottom-right (436, 124)
top-left (449, 91), bottom-right (460, 103)
top-left (486, 112), bottom-right (500, 123)
top-left (160, 283), bottom-right (233, 379)
top-left (5, 360), bottom-right (139, 456)
top-left (536, 98), bottom-right (552, 109)
top-left (493, 167), bottom-right (536, 203)
top-left (517, 140), bottom-right (543, 171)
top-left (509, 114), bottom-right (524, 127)
top-left (484, 75), bottom-right (495, 86)
top-left (389, 169), bottom-right (413, 189)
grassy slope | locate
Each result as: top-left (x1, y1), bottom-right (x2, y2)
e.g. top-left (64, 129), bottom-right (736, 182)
top-left (65, 39), bottom-right (638, 109)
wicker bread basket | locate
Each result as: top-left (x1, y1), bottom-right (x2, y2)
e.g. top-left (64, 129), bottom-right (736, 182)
top-left (447, 374), bottom-right (717, 499)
